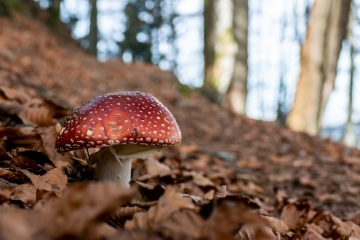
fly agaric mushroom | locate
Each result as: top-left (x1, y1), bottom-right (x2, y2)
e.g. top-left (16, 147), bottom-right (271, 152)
top-left (55, 91), bottom-right (181, 187)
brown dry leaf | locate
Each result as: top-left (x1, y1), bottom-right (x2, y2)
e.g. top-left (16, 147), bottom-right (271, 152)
top-left (152, 186), bottom-right (195, 224)
top-left (17, 150), bottom-right (55, 169)
top-left (0, 206), bottom-right (33, 240)
top-left (0, 86), bottom-right (30, 103)
top-left (114, 205), bottom-right (145, 219)
top-left (214, 185), bottom-right (227, 198)
top-left (0, 147), bottom-right (11, 161)
top-left (37, 125), bottom-right (72, 167)
top-left (182, 193), bottom-right (210, 206)
top-left (11, 155), bottom-right (47, 175)
top-left (203, 189), bottom-right (215, 200)
top-left (21, 167), bottom-right (67, 197)
top-left (261, 215), bottom-right (289, 235)
top-left (145, 157), bottom-right (171, 177)
top-left (93, 222), bottom-right (118, 240)
top-left (303, 223), bottom-right (327, 240)
top-left (18, 99), bottom-right (55, 126)
top-left (193, 173), bottom-right (215, 187)
top-left (186, 153), bottom-right (210, 171)
top-left (0, 167), bottom-right (31, 184)
top-left (206, 196), bottom-right (275, 240)
top-left (280, 200), bottom-right (310, 231)
top-left (126, 186), bottom-right (195, 230)
top-left (0, 187), bottom-right (12, 203)
top-left (0, 127), bottom-right (42, 150)
top-left (10, 183), bottom-right (36, 208)
top-left (0, 100), bottom-right (23, 115)
top-left (238, 181), bottom-right (265, 195)
top-left (135, 181), bottom-right (165, 201)
top-left (330, 215), bottom-right (360, 238)
top-left (238, 223), bottom-right (275, 240)
top-left (109, 206), bottom-right (146, 227)
top-left (237, 156), bottom-right (262, 169)
top-left (160, 208), bottom-right (206, 239)
top-left (109, 229), bottom-right (163, 240)
top-left (37, 182), bottom-right (135, 239)
top-left (34, 189), bottom-right (58, 210)
top-left (317, 193), bottom-right (342, 203)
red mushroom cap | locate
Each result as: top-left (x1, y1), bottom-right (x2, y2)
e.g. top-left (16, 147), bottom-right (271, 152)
top-left (55, 91), bottom-right (181, 153)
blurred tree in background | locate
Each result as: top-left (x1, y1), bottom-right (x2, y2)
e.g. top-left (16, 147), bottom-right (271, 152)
top-left (224, 0), bottom-right (248, 115)
top-left (117, 0), bottom-right (177, 68)
top-left (202, 0), bottom-right (238, 105)
top-left (287, 0), bottom-right (351, 136)
top-left (88, 0), bottom-right (98, 56)
top-left (118, 0), bottom-right (154, 63)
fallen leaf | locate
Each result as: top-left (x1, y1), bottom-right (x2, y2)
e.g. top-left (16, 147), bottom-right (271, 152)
top-left (125, 186), bottom-right (195, 230)
top-left (0, 147), bottom-right (12, 161)
top-left (0, 167), bottom-right (31, 184)
top-left (193, 173), bottom-right (215, 188)
top-left (159, 209), bottom-right (206, 239)
top-left (18, 99), bottom-right (55, 126)
top-left (304, 223), bottom-right (327, 240)
top-left (0, 186), bottom-right (12, 203)
top-left (37, 182), bottom-right (135, 239)
top-left (0, 206), bottom-right (33, 240)
top-left (262, 215), bottom-right (289, 235)
top-left (206, 196), bottom-right (274, 240)
top-left (10, 183), bottom-right (36, 208)
top-left (280, 200), bottom-right (310, 231)
top-left (37, 125), bottom-right (72, 167)
top-left (11, 155), bottom-right (47, 175)
top-left (0, 127), bottom-right (42, 150)
top-left (145, 157), bottom-right (171, 177)
top-left (21, 168), bottom-right (67, 197)
top-left (0, 86), bottom-right (29, 103)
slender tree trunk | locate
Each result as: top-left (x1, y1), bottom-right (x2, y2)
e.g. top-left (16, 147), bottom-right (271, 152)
top-left (343, 41), bottom-right (355, 146)
top-left (89, 0), bottom-right (98, 56)
top-left (319, 0), bottom-right (351, 127)
top-left (203, 0), bottom-right (217, 101)
top-left (224, 0), bottom-right (248, 115)
top-left (286, 0), bottom-right (351, 135)
top-left (343, 4), bottom-right (356, 147)
top-left (48, 0), bottom-right (61, 27)
top-left (203, 0), bottom-right (236, 103)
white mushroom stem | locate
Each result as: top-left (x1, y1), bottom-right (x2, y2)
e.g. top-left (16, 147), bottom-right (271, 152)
top-left (89, 144), bottom-right (161, 187)
top-left (92, 149), bottom-right (132, 186)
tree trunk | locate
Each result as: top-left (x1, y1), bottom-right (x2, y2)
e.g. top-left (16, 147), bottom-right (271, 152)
top-left (286, 0), bottom-right (351, 135)
top-left (89, 0), bottom-right (98, 56)
top-left (224, 0), bottom-right (248, 115)
top-left (342, 5), bottom-right (356, 147)
top-left (343, 41), bottom-right (355, 146)
top-left (203, 0), bottom-right (236, 103)
top-left (49, 0), bottom-right (61, 27)
top-left (203, 0), bottom-right (217, 101)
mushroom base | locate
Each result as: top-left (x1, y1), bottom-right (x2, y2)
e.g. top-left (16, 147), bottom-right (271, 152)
top-left (93, 152), bottom-right (132, 186)
top-left (89, 144), bottom-right (161, 187)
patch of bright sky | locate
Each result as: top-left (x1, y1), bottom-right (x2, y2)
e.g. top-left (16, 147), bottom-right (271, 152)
top-left (61, 0), bottom-right (89, 38)
top-left (174, 0), bottom-right (204, 87)
top-left (247, 0), bottom-right (304, 121)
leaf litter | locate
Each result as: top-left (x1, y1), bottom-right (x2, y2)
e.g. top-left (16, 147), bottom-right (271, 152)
top-left (0, 13), bottom-right (360, 239)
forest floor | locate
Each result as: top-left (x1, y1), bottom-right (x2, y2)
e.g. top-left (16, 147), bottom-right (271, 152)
top-left (1, 13), bottom-right (360, 240)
